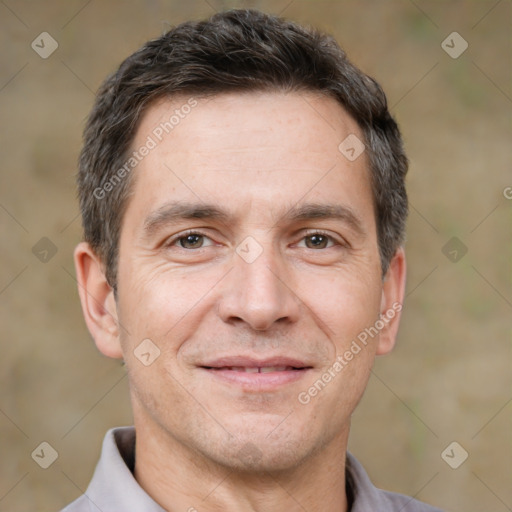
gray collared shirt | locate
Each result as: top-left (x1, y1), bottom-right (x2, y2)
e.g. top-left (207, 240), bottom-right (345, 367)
top-left (61, 427), bottom-right (443, 512)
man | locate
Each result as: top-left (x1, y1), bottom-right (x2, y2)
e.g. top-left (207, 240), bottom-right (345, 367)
top-left (64, 8), bottom-right (443, 512)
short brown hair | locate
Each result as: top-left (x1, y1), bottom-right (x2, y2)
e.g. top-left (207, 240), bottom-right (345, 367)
top-left (78, 8), bottom-right (408, 290)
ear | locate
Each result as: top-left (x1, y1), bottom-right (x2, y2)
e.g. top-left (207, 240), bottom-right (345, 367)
top-left (376, 247), bottom-right (406, 356)
top-left (74, 242), bottom-right (123, 359)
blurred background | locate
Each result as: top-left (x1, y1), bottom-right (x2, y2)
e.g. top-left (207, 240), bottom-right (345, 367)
top-left (0, 1), bottom-right (510, 511)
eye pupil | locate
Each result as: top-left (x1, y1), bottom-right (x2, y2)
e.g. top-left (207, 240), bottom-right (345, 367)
top-left (181, 234), bottom-right (203, 249)
top-left (306, 234), bottom-right (328, 249)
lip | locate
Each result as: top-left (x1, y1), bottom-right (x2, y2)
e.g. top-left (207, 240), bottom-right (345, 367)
top-left (199, 356), bottom-right (313, 391)
top-left (201, 356), bottom-right (311, 369)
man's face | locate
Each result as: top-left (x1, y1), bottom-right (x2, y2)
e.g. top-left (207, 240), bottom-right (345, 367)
top-left (91, 92), bottom-right (403, 471)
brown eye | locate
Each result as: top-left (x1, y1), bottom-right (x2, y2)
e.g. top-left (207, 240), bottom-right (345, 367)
top-left (178, 233), bottom-right (205, 249)
top-left (168, 231), bottom-right (215, 250)
top-left (304, 234), bottom-right (332, 249)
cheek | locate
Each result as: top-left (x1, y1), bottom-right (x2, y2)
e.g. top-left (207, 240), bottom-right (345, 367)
top-left (315, 273), bottom-right (382, 405)
top-left (296, 267), bottom-right (382, 344)
top-left (116, 261), bottom-right (218, 352)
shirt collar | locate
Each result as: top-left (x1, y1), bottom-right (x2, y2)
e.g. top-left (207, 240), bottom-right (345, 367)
top-left (85, 427), bottom-right (165, 512)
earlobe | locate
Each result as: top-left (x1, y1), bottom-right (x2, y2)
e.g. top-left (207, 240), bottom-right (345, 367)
top-left (376, 247), bottom-right (407, 356)
top-left (74, 242), bottom-right (123, 359)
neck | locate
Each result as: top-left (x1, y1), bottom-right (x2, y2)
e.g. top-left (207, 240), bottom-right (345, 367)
top-left (133, 418), bottom-right (350, 512)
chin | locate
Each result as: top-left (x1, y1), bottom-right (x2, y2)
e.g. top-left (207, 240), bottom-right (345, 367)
top-left (182, 408), bottom-right (343, 475)
top-left (203, 429), bottom-right (320, 475)
top-left (220, 444), bottom-right (307, 474)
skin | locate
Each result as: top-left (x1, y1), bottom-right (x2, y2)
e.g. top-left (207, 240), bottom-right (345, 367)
top-left (75, 91), bottom-right (406, 512)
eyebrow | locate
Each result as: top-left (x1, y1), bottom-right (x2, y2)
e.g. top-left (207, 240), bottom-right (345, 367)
top-left (143, 201), bottom-right (230, 238)
top-left (142, 200), bottom-right (366, 238)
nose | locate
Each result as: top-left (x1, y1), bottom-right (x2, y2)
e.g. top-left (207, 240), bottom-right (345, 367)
top-left (217, 243), bottom-right (301, 331)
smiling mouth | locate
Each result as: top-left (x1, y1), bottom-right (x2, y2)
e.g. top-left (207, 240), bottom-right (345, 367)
top-left (202, 366), bottom-right (308, 373)
top-left (199, 364), bottom-right (312, 390)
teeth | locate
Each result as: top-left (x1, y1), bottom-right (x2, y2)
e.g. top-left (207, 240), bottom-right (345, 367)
top-left (259, 366), bottom-right (289, 373)
top-left (221, 366), bottom-right (293, 373)
top-left (229, 366), bottom-right (259, 373)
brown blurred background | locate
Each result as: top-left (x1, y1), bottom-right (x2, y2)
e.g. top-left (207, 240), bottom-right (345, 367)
top-left (0, 1), bottom-right (511, 511)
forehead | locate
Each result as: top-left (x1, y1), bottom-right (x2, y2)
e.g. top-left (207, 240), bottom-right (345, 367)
top-left (136, 91), bottom-right (363, 166)
top-left (124, 91), bottom-right (374, 230)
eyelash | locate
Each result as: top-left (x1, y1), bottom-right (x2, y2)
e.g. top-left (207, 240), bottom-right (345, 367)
top-left (165, 229), bottom-right (344, 250)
